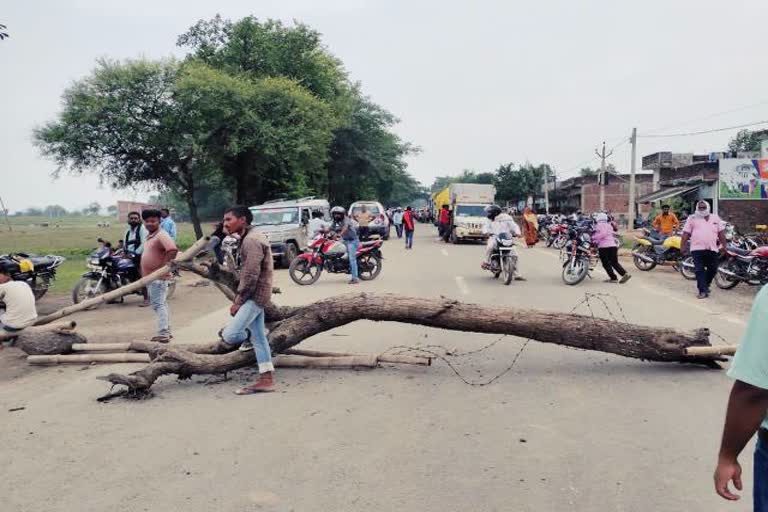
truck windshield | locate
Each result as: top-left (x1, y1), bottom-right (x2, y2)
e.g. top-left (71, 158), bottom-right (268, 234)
top-left (250, 207), bottom-right (299, 226)
top-left (455, 205), bottom-right (487, 217)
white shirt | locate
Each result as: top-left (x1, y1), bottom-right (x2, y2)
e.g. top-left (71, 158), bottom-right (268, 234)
top-left (393, 211), bottom-right (404, 225)
top-left (308, 218), bottom-right (329, 238)
top-left (0, 281), bottom-right (38, 329)
top-left (483, 213), bottom-right (521, 237)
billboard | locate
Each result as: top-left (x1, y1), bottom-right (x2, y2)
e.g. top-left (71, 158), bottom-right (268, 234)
top-left (719, 159), bottom-right (768, 199)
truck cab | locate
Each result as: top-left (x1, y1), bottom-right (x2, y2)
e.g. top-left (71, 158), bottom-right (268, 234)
top-left (448, 183), bottom-right (496, 243)
top-left (249, 197), bottom-right (330, 267)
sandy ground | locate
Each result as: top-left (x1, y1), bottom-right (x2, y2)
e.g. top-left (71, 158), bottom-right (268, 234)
top-left (0, 229), bottom-right (758, 511)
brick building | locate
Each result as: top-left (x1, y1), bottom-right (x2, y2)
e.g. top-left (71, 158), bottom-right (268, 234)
top-left (116, 200), bottom-right (161, 223)
top-left (544, 173), bottom-right (654, 222)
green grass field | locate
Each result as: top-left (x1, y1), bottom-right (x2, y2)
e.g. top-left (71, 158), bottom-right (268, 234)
top-left (0, 216), bottom-right (199, 295)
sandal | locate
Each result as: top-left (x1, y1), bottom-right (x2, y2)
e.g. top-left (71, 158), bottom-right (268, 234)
top-left (150, 335), bottom-right (171, 343)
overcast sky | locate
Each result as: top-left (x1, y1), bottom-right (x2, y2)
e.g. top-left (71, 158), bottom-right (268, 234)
top-left (2, 0), bottom-right (767, 212)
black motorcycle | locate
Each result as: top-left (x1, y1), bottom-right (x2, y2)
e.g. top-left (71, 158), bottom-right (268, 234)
top-left (71, 246), bottom-right (176, 304)
top-left (0, 253), bottom-right (66, 300)
top-left (560, 226), bottom-right (597, 285)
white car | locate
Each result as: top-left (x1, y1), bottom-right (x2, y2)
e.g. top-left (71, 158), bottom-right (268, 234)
top-left (349, 201), bottom-right (390, 240)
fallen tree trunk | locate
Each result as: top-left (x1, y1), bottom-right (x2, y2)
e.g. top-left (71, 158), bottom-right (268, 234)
top-left (97, 292), bottom-right (719, 395)
top-left (34, 237), bottom-right (210, 326)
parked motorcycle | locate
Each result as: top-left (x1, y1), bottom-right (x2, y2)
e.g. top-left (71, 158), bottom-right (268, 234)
top-left (0, 253), bottom-right (66, 300)
top-left (71, 245), bottom-right (176, 304)
top-left (483, 234), bottom-right (518, 285)
top-left (289, 234), bottom-right (383, 285)
top-left (561, 228), bottom-right (597, 285)
top-left (547, 222), bottom-right (569, 249)
top-left (714, 244), bottom-right (768, 290)
top-left (631, 230), bottom-right (684, 272)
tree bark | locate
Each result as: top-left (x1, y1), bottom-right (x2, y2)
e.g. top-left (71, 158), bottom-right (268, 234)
top-left (184, 182), bottom-right (204, 239)
top-left (97, 292), bottom-right (719, 396)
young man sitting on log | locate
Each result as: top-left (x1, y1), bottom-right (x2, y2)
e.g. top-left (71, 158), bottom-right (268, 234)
top-left (219, 205), bottom-right (276, 394)
top-left (0, 265), bottom-right (38, 346)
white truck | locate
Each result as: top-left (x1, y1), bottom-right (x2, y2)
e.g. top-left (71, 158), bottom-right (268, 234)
top-left (447, 183), bottom-right (496, 243)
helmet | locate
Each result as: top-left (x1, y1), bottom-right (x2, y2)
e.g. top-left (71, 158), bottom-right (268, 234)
top-left (331, 206), bottom-right (346, 220)
top-left (485, 204), bottom-right (502, 220)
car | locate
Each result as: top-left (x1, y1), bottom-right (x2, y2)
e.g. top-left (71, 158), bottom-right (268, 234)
top-left (250, 197), bottom-right (330, 267)
top-left (349, 201), bottom-right (390, 240)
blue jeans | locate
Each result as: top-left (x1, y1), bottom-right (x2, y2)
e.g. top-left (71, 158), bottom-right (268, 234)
top-left (405, 229), bottom-right (414, 248)
top-left (345, 240), bottom-right (359, 279)
top-left (221, 300), bottom-right (274, 373)
top-left (755, 437), bottom-right (768, 511)
top-left (692, 250), bottom-right (718, 294)
top-left (147, 280), bottom-right (170, 337)
top-left (395, 224), bottom-right (403, 238)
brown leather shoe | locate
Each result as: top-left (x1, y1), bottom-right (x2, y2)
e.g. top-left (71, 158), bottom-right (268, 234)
top-left (235, 372), bottom-right (275, 395)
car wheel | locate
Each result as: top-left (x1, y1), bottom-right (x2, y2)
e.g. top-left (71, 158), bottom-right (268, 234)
top-left (281, 243), bottom-right (298, 268)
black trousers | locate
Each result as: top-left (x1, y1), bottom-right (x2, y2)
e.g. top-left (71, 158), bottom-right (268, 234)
top-left (598, 247), bottom-right (626, 281)
top-left (692, 250), bottom-right (719, 294)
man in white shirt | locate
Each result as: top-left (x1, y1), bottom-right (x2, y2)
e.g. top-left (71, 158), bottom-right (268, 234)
top-left (392, 208), bottom-right (404, 238)
top-left (0, 266), bottom-right (38, 338)
top-left (307, 210), bottom-right (329, 239)
top-left (482, 204), bottom-right (525, 280)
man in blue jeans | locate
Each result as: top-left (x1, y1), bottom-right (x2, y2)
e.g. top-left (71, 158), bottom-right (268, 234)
top-left (330, 206), bottom-right (359, 284)
top-left (220, 205), bottom-right (276, 394)
top-left (715, 284), bottom-right (768, 508)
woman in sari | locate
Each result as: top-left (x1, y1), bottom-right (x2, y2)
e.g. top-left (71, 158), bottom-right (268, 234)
top-left (522, 207), bottom-right (539, 247)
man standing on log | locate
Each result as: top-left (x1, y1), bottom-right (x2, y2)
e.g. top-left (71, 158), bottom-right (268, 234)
top-left (220, 205), bottom-right (276, 394)
top-left (141, 209), bottom-right (178, 343)
top-left (714, 285), bottom-right (768, 508)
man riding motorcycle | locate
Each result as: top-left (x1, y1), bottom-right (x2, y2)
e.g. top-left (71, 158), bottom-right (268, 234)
top-left (329, 206), bottom-right (360, 284)
top-left (481, 204), bottom-right (525, 281)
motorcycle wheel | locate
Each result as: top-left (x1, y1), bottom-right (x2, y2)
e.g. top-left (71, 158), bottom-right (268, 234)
top-left (632, 244), bottom-right (657, 271)
top-left (358, 254), bottom-right (382, 281)
top-left (553, 235), bottom-right (567, 250)
top-left (679, 256), bottom-right (696, 280)
top-left (289, 258), bottom-right (322, 286)
top-left (502, 256), bottom-right (516, 285)
top-left (715, 259), bottom-right (740, 290)
top-left (562, 258), bottom-right (589, 285)
top-left (31, 275), bottom-right (51, 301)
top-left (71, 277), bottom-right (108, 306)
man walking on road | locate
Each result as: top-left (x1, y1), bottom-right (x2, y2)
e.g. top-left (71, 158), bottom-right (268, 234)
top-left (393, 208), bottom-right (404, 238)
top-left (141, 209), bottom-right (178, 342)
top-left (652, 204), bottom-right (679, 236)
top-left (403, 206), bottom-right (415, 249)
top-left (124, 211), bottom-right (149, 307)
top-left (714, 285), bottom-right (768, 509)
top-left (160, 208), bottom-right (177, 241)
top-left (680, 200), bottom-right (726, 299)
top-left (219, 205), bottom-right (277, 394)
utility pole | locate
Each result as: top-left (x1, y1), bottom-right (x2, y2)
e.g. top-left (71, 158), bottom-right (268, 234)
top-left (543, 172), bottom-right (550, 214)
top-left (628, 128), bottom-right (638, 230)
top-left (595, 141), bottom-right (613, 212)
top-left (0, 194), bottom-right (11, 232)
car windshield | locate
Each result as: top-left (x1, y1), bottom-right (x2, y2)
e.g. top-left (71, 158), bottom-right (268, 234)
top-left (351, 204), bottom-right (381, 215)
top-left (456, 205), bottom-right (487, 217)
top-left (250, 207), bottom-right (299, 226)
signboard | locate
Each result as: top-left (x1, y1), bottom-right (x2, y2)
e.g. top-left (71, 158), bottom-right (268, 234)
top-left (719, 158), bottom-right (768, 199)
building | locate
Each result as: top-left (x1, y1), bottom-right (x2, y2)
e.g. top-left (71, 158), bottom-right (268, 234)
top-left (639, 151), bottom-right (768, 231)
top-left (116, 200), bottom-right (161, 223)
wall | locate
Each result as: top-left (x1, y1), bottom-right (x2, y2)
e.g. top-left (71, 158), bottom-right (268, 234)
top-left (659, 162), bottom-right (718, 184)
top-left (720, 200), bottom-right (768, 231)
top-left (581, 175), bottom-right (654, 215)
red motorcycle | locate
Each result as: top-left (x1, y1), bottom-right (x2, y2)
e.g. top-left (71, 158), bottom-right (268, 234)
top-left (547, 223), bottom-right (569, 249)
top-left (288, 234), bottom-right (383, 285)
top-left (715, 244), bottom-right (768, 290)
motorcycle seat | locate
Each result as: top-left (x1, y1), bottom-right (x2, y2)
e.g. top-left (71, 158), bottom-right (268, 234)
top-left (728, 245), bottom-right (752, 257)
top-left (28, 256), bottom-right (58, 267)
top-left (647, 236), bottom-right (666, 245)
top-left (360, 240), bottom-right (379, 247)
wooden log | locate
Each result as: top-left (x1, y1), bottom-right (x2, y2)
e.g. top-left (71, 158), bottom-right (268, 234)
top-left (72, 343), bottom-right (132, 352)
top-left (17, 329), bottom-right (88, 355)
top-left (684, 345), bottom-right (737, 357)
top-left (34, 236), bottom-right (210, 326)
top-left (0, 321), bottom-right (76, 342)
top-left (285, 348), bottom-right (431, 366)
top-left (29, 353), bottom-right (151, 364)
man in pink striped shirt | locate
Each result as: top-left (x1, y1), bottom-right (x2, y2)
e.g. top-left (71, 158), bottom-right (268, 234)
top-left (681, 201), bottom-right (727, 299)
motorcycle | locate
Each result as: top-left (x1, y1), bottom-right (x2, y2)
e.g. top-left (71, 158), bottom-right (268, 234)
top-left (71, 245), bottom-right (176, 304)
top-left (0, 253), bottom-right (66, 300)
top-left (547, 222), bottom-right (569, 249)
top-left (289, 234), bottom-right (383, 285)
top-left (714, 244), bottom-right (768, 290)
top-left (631, 229), bottom-right (685, 273)
top-left (561, 227), bottom-right (597, 285)
top-left (483, 234), bottom-right (518, 285)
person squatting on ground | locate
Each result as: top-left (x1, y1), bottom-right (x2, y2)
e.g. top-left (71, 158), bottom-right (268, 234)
top-left (330, 206), bottom-right (360, 284)
top-left (591, 213), bottom-right (631, 284)
top-left (403, 206), bottom-right (415, 249)
top-left (481, 204), bottom-right (524, 281)
top-left (0, 266), bottom-right (37, 347)
top-left (140, 209), bottom-right (178, 343)
top-left (219, 205), bottom-right (277, 394)
top-left (680, 200), bottom-right (726, 299)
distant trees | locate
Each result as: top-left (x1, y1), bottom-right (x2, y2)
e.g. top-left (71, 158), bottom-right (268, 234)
top-left (728, 129), bottom-right (766, 153)
top-left (0, 24), bottom-right (8, 41)
top-left (43, 205), bottom-right (68, 217)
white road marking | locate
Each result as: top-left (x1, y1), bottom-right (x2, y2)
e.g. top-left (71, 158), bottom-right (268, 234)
top-left (441, 248), bottom-right (449, 257)
top-left (454, 276), bottom-right (470, 295)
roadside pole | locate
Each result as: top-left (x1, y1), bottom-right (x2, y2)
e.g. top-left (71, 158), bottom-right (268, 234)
top-left (628, 127), bottom-right (637, 229)
top-left (0, 194), bottom-right (11, 232)
top-left (595, 141), bottom-right (613, 211)
top-left (544, 173), bottom-right (550, 214)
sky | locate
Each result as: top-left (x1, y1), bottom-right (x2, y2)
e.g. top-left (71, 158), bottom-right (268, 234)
top-left (2, 0), bottom-right (768, 212)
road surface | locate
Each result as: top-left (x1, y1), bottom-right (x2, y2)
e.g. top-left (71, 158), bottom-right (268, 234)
top-left (0, 228), bottom-right (755, 511)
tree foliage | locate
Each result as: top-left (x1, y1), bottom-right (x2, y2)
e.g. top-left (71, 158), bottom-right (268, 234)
top-left (430, 162), bottom-right (554, 205)
top-left (728, 129), bottom-right (765, 153)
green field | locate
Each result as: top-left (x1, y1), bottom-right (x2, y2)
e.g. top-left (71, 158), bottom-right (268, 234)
top-left (0, 216), bottom-right (199, 295)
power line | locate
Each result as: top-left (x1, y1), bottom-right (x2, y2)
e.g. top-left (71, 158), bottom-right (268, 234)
top-left (642, 98), bottom-right (768, 136)
top-left (638, 120), bottom-right (768, 139)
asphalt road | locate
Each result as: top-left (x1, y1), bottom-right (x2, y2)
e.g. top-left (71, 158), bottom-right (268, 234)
top-left (0, 227), bottom-right (755, 512)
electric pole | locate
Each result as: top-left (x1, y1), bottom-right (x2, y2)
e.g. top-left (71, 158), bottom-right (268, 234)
top-left (0, 194), bottom-right (11, 232)
top-left (595, 141), bottom-right (613, 212)
top-left (544, 172), bottom-right (550, 214)
top-left (628, 128), bottom-right (638, 230)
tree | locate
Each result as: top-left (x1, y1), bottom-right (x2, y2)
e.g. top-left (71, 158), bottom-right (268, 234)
top-left (0, 24), bottom-right (8, 41)
top-left (34, 58), bottom-right (212, 238)
top-left (728, 129), bottom-right (765, 153)
top-left (44, 205), bottom-right (68, 218)
top-left (23, 207), bottom-right (44, 217)
top-left (580, 167), bottom-right (597, 177)
top-left (106, 205), bottom-right (118, 216)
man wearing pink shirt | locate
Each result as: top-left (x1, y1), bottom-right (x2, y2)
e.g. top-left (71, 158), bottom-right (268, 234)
top-left (680, 200), bottom-right (727, 299)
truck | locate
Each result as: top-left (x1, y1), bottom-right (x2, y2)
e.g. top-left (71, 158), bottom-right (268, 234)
top-left (446, 183), bottom-right (496, 243)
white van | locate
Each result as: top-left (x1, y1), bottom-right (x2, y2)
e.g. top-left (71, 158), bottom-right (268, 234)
top-left (249, 197), bottom-right (330, 267)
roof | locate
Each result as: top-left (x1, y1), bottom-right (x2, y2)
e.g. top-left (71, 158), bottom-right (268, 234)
top-left (636, 184), bottom-right (701, 203)
top-left (250, 197), bottom-right (329, 209)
